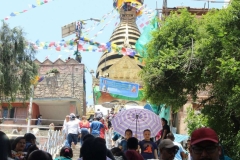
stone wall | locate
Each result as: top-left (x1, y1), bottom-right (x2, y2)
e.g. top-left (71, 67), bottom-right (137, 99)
top-left (33, 58), bottom-right (86, 113)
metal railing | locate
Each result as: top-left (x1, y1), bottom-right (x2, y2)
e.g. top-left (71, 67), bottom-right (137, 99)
top-left (39, 130), bottom-right (65, 156)
top-left (0, 118), bottom-right (65, 157)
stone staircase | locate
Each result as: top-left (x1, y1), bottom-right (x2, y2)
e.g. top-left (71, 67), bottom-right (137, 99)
top-left (72, 143), bottom-right (81, 160)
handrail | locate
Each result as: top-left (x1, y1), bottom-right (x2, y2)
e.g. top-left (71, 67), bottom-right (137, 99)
top-left (0, 124), bottom-right (63, 129)
top-left (0, 118), bottom-right (65, 122)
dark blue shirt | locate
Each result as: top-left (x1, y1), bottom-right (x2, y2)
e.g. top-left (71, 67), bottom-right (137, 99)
top-left (139, 140), bottom-right (157, 159)
top-left (119, 139), bottom-right (128, 153)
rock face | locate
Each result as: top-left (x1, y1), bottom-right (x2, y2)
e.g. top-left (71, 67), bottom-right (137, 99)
top-left (33, 58), bottom-right (86, 114)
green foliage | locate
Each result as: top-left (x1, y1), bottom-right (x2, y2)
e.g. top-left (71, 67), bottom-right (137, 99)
top-left (184, 107), bottom-right (208, 135)
top-left (141, 9), bottom-right (201, 110)
top-left (141, 1), bottom-right (240, 159)
top-left (0, 22), bottom-right (38, 103)
top-left (46, 68), bottom-right (60, 74)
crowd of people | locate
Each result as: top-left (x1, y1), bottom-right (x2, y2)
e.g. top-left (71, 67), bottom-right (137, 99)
top-left (0, 106), bottom-right (231, 160)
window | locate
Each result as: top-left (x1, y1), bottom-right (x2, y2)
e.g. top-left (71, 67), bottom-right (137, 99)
top-left (10, 108), bottom-right (15, 118)
top-left (2, 108), bottom-right (8, 118)
top-left (1, 107), bottom-right (15, 118)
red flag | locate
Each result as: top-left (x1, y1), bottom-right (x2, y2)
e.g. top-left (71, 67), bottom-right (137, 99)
top-left (78, 44), bottom-right (83, 50)
top-left (140, 23), bottom-right (144, 28)
top-left (49, 42), bottom-right (55, 47)
top-left (56, 46), bottom-right (61, 51)
top-left (122, 47), bottom-right (128, 56)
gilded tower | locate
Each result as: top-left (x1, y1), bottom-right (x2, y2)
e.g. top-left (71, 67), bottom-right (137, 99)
top-left (94, 0), bottom-right (145, 106)
top-left (96, 0), bottom-right (144, 80)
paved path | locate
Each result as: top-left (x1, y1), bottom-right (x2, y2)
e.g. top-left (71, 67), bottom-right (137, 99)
top-left (72, 143), bottom-right (81, 160)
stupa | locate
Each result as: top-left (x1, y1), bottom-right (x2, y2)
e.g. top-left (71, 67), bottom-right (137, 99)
top-left (94, 0), bottom-right (145, 106)
top-left (96, 0), bottom-right (144, 80)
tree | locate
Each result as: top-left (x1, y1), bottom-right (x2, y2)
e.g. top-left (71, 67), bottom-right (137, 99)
top-left (0, 22), bottom-right (38, 109)
top-left (141, 9), bottom-right (201, 110)
top-left (184, 107), bottom-right (208, 135)
top-left (141, 1), bottom-right (240, 158)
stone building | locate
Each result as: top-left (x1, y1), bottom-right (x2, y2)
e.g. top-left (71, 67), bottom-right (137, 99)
top-left (33, 58), bottom-right (86, 124)
top-left (0, 58), bottom-right (86, 126)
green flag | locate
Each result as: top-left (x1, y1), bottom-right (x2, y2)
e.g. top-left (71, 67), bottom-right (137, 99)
top-left (135, 12), bottom-right (159, 59)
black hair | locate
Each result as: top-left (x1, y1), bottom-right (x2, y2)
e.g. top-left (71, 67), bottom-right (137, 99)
top-left (28, 150), bottom-right (52, 160)
top-left (0, 131), bottom-right (11, 159)
top-left (26, 144), bottom-right (39, 160)
top-left (80, 137), bottom-right (107, 160)
top-left (111, 147), bottom-right (128, 160)
top-left (12, 136), bottom-right (25, 150)
top-left (60, 146), bottom-right (73, 158)
top-left (125, 129), bottom-right (133, 135)
top-left (82, 134), bottom-right (94, 142)
top-left (24, 133), bottom-right (36, 142)
top-left (38, 115), bottom-right (42, 118)
top-left (161, 118), bottom-right (168, 124)
top-left (127, 137), bottom-right (139, 150)
top-left (143, 129), bottom-right (151, 133)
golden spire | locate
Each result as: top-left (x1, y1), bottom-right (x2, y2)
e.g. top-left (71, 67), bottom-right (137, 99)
top-left (96, 1), bottom-right (144, 78)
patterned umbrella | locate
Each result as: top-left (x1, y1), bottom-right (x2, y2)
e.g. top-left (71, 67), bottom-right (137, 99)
top-left (111, 108), bottom-right (162, 140)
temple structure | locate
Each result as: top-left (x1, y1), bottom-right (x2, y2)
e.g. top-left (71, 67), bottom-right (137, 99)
top-left (94, 0), bottom-right (145, 106)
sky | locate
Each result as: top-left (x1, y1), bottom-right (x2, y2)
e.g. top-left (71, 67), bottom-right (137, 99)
top-left (0, 0), bottom-right (226, 106)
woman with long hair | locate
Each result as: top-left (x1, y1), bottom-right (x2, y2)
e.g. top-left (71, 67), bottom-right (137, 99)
top-left (79, 115), bottom-right (90, 145)
top-left (11, 137), bottom-right (27, 160)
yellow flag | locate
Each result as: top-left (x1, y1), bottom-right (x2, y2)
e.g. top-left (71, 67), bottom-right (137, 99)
top-left (36, 0), bottom-right (41, 5)
top-left (88, 46), bottom-right (93, 51)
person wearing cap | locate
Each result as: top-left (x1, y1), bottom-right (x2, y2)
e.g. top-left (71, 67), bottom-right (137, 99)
top-left (190, 127), bottom-right (222, 160)
top-left (159, 139), bottom-right (179, 160)
top-left (65, 113), bottom-right (81, 148)
top-left (167, 132), bottom-right (187, 160)
top-left (24, 133), bottom-right (37, 152)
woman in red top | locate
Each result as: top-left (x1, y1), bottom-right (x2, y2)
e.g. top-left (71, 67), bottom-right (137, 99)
top-left (99, 118), bottom-right (108, 139)
top-left (79, 116), bottom-right (90, 145)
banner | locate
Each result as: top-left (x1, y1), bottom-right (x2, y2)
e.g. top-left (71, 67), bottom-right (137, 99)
top-left (99, 78), bottom-right (139, 98)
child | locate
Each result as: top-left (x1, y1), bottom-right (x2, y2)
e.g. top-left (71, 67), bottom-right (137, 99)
top-left (125, 137), bottom-right (144, 160)
top-left (139, 129), bottom-right (158, 159)
top-left (119, 129), bottom-right (132, 153)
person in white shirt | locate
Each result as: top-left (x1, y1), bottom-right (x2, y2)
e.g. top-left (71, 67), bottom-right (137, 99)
top-left (12, 127), bottom-right (22, 135)
top-left (167, 132), bottom-right (187, 160)
top-left (65, 113), bottom-right (81, 148)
